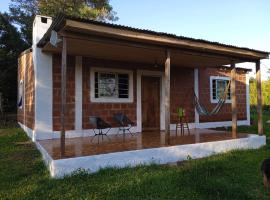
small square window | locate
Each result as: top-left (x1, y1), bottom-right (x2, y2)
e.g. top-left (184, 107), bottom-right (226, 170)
top-left (211, 77), bottom-right (231, 103)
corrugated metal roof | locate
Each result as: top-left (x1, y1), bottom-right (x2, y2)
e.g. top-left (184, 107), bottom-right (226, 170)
top-left (38, 13), bottom-right (269, 57)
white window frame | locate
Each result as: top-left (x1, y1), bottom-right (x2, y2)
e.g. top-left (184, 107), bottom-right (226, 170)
top-left (90, 67), bottom-right (133, 103)
top-left (210, 76), bottom-right (231, 104)
top-left (18, 79), bottom-right (24, 109)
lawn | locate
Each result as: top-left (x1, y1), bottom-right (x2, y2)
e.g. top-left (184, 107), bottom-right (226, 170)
top-left (0, 111), bottom-right (270, 200)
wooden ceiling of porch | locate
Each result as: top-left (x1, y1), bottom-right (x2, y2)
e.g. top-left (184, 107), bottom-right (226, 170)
top-left (42, 35), bottom-right (241, 68)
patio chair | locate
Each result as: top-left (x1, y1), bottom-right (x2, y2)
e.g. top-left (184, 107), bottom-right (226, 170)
top-left (113, 113), bottom-right (135, 136)
top-left (175, 107), bottom-right (190, 136)
top-left (89, 116), bottom-right (111, 142)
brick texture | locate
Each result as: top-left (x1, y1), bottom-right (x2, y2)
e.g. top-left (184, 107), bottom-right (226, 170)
top-left (53, 54), bottom-right (75, 131)
top-left (199, 68), bottom-right (247, 122)
top-left (170, 67), bottom-right (195, 123)
top-left (17, 51), bottom-right (35, 129)
top-left (51, 56), bottom-right (247, 131)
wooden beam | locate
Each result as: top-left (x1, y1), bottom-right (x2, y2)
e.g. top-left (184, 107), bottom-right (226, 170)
top-left (231, 61), bottom-right (237, 138)
top-left (256, 60), bottom-right (263, 135)
top-left (165, 49), bottom-right (171, 144)
top-left (60, 37), bottom-right (67, 157)
top-left (58, 31), bottom-right (252, 63)
top-left (64, 19), bottom-right (269, 60)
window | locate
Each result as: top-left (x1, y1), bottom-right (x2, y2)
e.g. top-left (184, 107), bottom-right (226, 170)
top-left (210, 76), bottom-right (231, 103)
top-left (18, 80), bottom-right (23, 109)
top-left (90, 68), bottom-right (133, 103)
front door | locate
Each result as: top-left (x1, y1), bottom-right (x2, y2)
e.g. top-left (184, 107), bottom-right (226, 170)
top-left (141, 76), bottom-right (160, 131)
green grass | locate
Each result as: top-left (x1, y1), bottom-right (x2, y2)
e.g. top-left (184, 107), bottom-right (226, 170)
top-left (1, 112), bottom-right (270, 199)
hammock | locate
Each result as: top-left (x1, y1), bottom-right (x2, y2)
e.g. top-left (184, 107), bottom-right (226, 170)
top-left (194, 80), bottom-right (231, 116)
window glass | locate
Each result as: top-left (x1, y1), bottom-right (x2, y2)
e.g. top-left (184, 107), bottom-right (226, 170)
top-left (212, 78), bottom-right (231, 101)
top-left (118, 74), bottom-right (129, 98)
top-left (94, 72), bottom-right (129, 99)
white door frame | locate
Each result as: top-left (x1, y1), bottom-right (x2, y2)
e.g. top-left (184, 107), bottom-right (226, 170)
top-left (136, 70), bottom-right (165, 132)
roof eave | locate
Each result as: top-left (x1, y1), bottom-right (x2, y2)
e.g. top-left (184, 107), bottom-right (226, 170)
top-left (37, 13), bottom-right (269, 60)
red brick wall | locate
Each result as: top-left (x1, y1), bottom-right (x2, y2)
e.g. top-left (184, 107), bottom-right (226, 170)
top-left (52, 55), bottom-right (75, 131)
top-left (51, 55), bottom-right (247, 130)
top-left (17, 51), bottom-right (35, 129)
top-left (170, 67), bottom-right (195, 123)
top-left (199, 68), bottom-right (247, 122)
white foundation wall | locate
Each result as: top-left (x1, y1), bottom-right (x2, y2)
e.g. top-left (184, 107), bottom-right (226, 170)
top-left (18, 122), bottom-right (34, 140)
top-left (32, 15), bottom-right (54, 141)
top-left (38, 134), bottom-right (266, 178)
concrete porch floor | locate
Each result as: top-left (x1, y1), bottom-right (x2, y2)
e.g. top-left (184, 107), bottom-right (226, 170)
top-left (38, 128), bottom-right (248, 160)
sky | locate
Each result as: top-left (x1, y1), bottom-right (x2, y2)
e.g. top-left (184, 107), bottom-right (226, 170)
top-left (1, 0), bottom-right (270, 79)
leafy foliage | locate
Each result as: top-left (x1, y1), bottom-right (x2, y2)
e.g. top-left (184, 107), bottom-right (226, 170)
top-left (9, 0), bottom-right (118, 45)
top-left (38, 0), bottom-right (118, 21)
top-left (250, 78), bottom-right (270, 109)
top-left (0, 0), bottom-right (117, 115)
top-left (0, 13), bottom-right (28, 113)
top-left (9, 0), bottom-right (37, 46)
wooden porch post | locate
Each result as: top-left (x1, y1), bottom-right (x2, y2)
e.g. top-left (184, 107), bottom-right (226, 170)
top-left (60, 37), bottom-right (67, 157)
top-left (231, 61), bottom-right (237, 138)
top-left (256, 60), bottom-right (263, 135)
top-left (165, 49), bottom-right (171, 144)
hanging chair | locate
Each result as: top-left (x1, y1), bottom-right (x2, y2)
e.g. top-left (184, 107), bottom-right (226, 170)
top-left (194, 80), bottom-right (231, 116)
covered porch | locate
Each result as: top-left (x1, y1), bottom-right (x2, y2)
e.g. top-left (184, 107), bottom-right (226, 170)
top-left (36, 129), bottom-right (265, 178)
top-left (35, 14), bottom-right (268, 177)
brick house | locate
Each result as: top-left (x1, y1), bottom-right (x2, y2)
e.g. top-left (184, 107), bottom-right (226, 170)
top-left (17, 14), bottom-right (268, 177)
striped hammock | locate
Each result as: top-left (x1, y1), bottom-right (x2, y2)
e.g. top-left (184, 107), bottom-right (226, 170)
top-left (194, 80), bottom-right (231, 116)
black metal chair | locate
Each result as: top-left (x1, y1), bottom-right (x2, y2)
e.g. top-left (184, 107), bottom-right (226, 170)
top-left (89, 116), bottom-right (111, 143)
top-left (113, 113), bottom-right (135, 136)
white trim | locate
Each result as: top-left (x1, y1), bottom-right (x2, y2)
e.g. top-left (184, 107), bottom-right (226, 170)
top-left (33, 48), bottom-right (53, 141)
top-left (32, 16), bottom-right (53, 141)
top-left (75, 56), bottom-right (83, 130)
top-left (137, 70), bottom-right (165, 132)
top-left (210, 76), bottom-right (231, 104)
top-left (136, 72), bottom-right (142, 132)
top-left (90, 67), bottom-right (133, 103)
top-left (18, 122), bottom-right (35, 141)
top-left (23, 61), bottom-right (26, 126)
top-left (194, 68), bottom-right (199, 126)
top-left (35, 142), bottom-right (54, 175)
top-left (196, 120), bottom-right (250, 129)
top-left (246, 74), bottom-right (251, 125)
top-left (32, 119), bottom-right (250, 140)
top-left (171, 119), bottom-right (249, 130)
top-left (41, 134), bottom-right (266, 178)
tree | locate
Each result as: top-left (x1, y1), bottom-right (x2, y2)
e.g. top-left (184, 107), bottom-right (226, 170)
top-left (0, 0), bottom-right (118, 114)
top-left (9, 0), bottom-right (118, 46)
top-left (0, 13), bottom-right (28, 113)
top-left (9, 0), bottom-right (37, 47)
top-left (249, 77), bottom-right (270, 111)
top-left (38, 0), bottom-right (118, 21)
